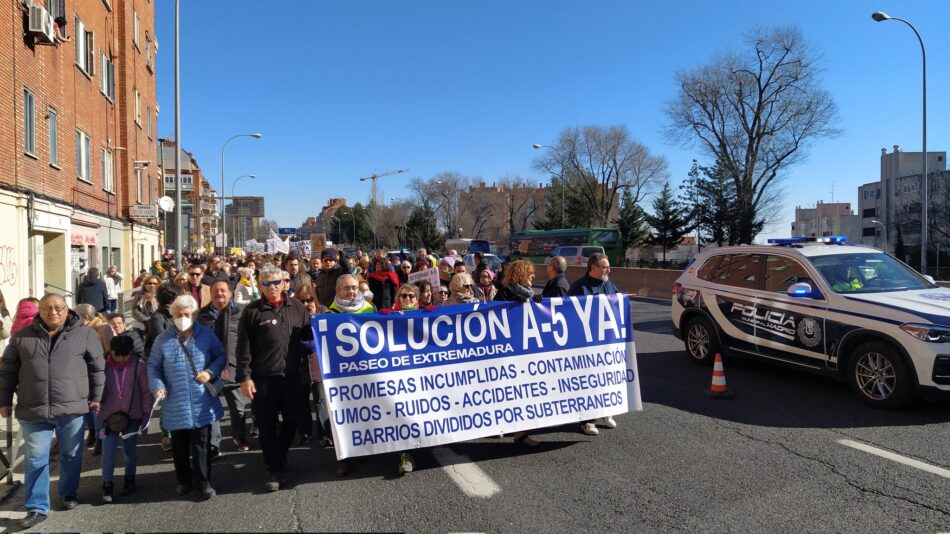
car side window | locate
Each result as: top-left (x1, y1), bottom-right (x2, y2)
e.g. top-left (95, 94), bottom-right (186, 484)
top-left (711, 254), bottom-right (761, 290)
top-left (697, 255), bottom-right (724, 281)
top-left (764, 255), bottom-right (814, 293)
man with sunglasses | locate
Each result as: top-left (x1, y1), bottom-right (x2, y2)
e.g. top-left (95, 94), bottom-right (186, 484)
top-left (236, 264), bottom-right (314, 492)
top-left (311, 249), bottom-right (350, 308)
top-left (186, 265), bottom-right (212, 308)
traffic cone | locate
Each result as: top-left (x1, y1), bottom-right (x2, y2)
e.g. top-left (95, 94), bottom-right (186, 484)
top-left (704, 353), bottom-right (735, 399)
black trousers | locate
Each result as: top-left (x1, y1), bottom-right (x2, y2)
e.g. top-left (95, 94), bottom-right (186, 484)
top-left (171, 425), bottom-right (212, 488)
top-left (253, 375), bottom-right (301, 474)
top-left (298, 382), bottom-right (330, 441)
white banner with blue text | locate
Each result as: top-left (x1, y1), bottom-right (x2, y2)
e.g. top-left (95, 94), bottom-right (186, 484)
top-left (312, 294), bottom-right (641, 459)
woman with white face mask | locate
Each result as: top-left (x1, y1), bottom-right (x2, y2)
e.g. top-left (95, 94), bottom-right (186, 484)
top-left (146, 295), bottom-right (227, 501)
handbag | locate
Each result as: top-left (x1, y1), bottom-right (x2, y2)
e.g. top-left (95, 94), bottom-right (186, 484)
top-left (177, 335), bottom-right (224, 397)
top-left (105, 359), bottom-right (138, 434)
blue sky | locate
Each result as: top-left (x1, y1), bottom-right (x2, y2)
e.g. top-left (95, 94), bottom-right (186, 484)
top-left (155, 0), bottom-right (949, 241)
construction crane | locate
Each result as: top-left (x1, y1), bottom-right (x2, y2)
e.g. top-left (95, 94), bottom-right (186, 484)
top-left (359, 168), bottom-right (408, 248)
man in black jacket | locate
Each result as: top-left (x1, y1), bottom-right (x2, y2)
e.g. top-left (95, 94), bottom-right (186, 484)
top-left (76, 268), bottom-right (109, 313)
top-left (236, 264), bottom-right (313, 492)
top-left (542, 256), bottom-right (570, 298)
top-left (0, 294), bottom-right (105, 528)
top-left (311, 249), bottom-right (348, 308)
top-left (198, 277), bottom-right (250, 455)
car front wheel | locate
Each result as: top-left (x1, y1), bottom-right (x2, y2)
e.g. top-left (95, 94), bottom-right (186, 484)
top-left (848, 341), bottom-right (914, 409)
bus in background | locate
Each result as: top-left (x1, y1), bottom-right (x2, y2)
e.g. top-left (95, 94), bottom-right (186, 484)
top-left (444, 238), bottom-right (492, 255)
top-left (508, 228), bottom-right (623, 265)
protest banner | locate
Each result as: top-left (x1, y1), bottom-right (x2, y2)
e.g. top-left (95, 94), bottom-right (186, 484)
top-left (311, 294), bottom-right (640, 459)
top-left (311, 233), bottom-right (326, 254)
top-left (407, 267), bottom-right (440, 289)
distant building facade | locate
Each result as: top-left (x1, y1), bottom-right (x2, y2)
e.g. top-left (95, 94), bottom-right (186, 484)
top-left (791, 201), bottom-right (862, 243)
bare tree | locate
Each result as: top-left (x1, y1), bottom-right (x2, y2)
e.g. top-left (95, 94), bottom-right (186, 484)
top-left (497, 177), bottom-right (542, 234)
top-left (534, 125), bottom-right (668, 228)
top-left (665, 26), bottom-right (840, 244)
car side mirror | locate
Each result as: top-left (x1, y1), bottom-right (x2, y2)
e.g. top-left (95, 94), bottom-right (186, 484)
top-left (787, 282), bottom-right (818, 298)
top-left (924, 275), bottom-right (936, 284)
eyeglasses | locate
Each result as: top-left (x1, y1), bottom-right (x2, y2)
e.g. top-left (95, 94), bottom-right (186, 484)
top-left (40, 305), bottom-right (67, 314)
top-left (300, 298), bottom-right (314, 304)
top-left (189, 273), bottom-right (202, 277)
top-left (399, 294), bottom-right (417, 300)
top-left (260, 279), bottom-right (282, 287)
top-left (439, 290), bottom-right (449, 295)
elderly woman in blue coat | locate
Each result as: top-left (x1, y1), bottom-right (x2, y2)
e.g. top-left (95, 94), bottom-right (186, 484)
top-left (148, 294), bottom-right (226, 500)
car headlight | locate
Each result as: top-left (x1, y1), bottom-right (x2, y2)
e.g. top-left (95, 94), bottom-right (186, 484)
top-left (900, 323), bottom-right (950, 342)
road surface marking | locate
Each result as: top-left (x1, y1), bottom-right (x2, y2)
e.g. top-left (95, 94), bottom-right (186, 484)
top-left (838, 439), bottom-right (950, 479)
top-left (432, 447), bottom-right (501, 498)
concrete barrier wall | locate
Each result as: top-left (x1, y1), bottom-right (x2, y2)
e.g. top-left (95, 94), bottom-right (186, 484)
top-left (532, 264), bottom-right (679, 299)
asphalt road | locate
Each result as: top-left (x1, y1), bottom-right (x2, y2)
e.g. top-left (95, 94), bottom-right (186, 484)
top-left (2, 297), bottom-right (949, 533)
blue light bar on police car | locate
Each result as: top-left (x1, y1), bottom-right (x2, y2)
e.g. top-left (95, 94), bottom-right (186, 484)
top-left (815, 236), bottom-right (848, 244)
top-left (768, 237), bottom-right (807, 245)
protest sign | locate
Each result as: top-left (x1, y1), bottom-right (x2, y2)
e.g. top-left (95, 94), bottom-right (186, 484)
top-left (312, 294), bottom-right (640, 459)
top-left (407, 267), bottom-right (440, 289)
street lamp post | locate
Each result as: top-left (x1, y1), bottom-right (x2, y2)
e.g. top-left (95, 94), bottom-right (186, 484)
top-left (173, 0), bottom-right (182, 266)
top-left (232, 174), bottom-right (256, 248)
top-left (533, 144), bottom-right (566, 228)
top-left (221, 133), bottom-right (262, 251)
top-left (871, 219), bottom-right (889, 252)
top-left (872, 11), bottom-right (927, 274)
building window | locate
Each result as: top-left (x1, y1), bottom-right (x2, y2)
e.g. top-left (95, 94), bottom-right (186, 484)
top-left (135, 168), bottom-right (144, 203)
top-left (146, 106), bottom-right (152, 140)
top-left (47, 0), bottom-right (66, 21)
top-left (76, 130), bottom-right (91, 182)
top-left (74, 18), bottom-right (94, 76)
top-left (145, 35), bottom-right (153, 71)
top-left (132, 10), bottom-right (140, 50)
top-left (23, 88), bottom-right (35, 156)
top-left (101, 148), bottom-right (114, 193)
top-left (99, 51), bottom-right (115, 101)
top-left (48, 107), bottom-right (58, 166)
top-left (134, 89), bottom-right (141, 126)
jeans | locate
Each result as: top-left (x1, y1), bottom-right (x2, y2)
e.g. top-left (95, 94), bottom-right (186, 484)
top-left (211, 385), bottom-right (248, 448)
top-left (252, 375), bottom-right (300, 473)
top-left (19, 414), bottom-right (86, 514)
top-left (84, 410), bottom-right (102, 439)
top-left (101, 423), bottom-right (139, 482)
top-left (171, 425), bottom-right (212, 488)
top-left (106, 299), bottom-right (118, 313)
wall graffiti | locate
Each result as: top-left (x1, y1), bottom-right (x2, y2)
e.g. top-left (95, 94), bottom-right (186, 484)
top-left (0, 245), bottom-right (17, 287)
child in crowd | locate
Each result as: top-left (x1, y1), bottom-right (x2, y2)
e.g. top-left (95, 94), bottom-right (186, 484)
top-left (99, 335), bottom-right (155, 503)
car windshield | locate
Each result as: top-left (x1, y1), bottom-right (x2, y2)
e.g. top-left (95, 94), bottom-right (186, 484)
top-left (808, 253), bottom-right (934, 294)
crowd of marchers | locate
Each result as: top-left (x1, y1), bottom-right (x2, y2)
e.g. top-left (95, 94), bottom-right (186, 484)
top-left (0, 247), bottom-right (622, 530)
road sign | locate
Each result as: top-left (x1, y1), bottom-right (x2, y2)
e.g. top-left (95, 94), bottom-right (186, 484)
top-left (129, 204), bottom-right (158, 220)
top-left (277, 227), bottom-right (297, 235)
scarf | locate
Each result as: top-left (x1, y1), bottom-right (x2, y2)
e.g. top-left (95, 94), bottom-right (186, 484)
top-left (367, 270), bottom-right (400, 287)
top-left (11, 301), bottom-right (39, 336)
top-left (510, 283), bottom-right (535, 301)
top-left (333, 292), bottom-right (369, 313)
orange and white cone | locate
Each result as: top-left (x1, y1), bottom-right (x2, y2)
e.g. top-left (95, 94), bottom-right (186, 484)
top-left (704, 353), bottom-right (735, 399)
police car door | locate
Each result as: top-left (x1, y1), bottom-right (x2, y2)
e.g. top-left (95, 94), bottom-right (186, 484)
top-left (751, 254), bottom-right (829, 368)
top-left (705, 253), bottom-right (762, 355)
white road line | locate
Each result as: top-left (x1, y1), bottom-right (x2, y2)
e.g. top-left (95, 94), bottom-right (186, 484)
top-left (838, 439), bottom-right (950, 479)
top-left (432, 447), bottom-right (501, 499)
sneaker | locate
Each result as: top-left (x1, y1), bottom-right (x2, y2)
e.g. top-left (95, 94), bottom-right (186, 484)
top-left (599, 416), bottom-right (618, 429)
top-left (199, 485), bottom-right (217, 500)
top-left (176, 483), bottom-right (193, 496)
top-left (120, 476), bottom-right (137, 496)
top-left (161, 436), bottom-right (173, 452)
top-left (398, 452), bottom-right (414, 474)
top-left (19, 511), bottom-right (47, 529)
top-left (61, 495), bottom-right (79, 510)
top-left (581, 422), bottom-right (599, 436)
top-left (233, 438), bottom-right (251, 452)
top-left (264, 473), bottom-right (285, 492)
top-left (101, 482), bottom-right (114, 504)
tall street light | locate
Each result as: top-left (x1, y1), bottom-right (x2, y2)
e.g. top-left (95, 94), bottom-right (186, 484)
top-left (872, 11), bottom-right (927, 274)
top-left (173, 0), bottom-right (182, 266)
top-left (533, 144), bottom-right (566, 228)
top-left (232, 174), bottom-right (256, 247)
top-left (221, 133), bottom-right (262, 251)
top-left (871, 219), bottom-right (889, 252)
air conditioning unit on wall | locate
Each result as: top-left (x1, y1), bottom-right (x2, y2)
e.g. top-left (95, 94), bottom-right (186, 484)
top-left (28, 5), bottom-right (56, 44)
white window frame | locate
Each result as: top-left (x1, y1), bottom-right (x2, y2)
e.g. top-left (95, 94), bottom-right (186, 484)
top-left (99, 51), bottom-right (115, 101)
top-left (48, 106), bottom-right (59, 167)
top-left (76, 129), bottom-right (91, 183)
top-left (134, 88), bottom-right (141, 126)
top-left (101, 148), bottom-right (114, 193)
top-left (132, 10), bottom-right (140, 50)
top-left (145, 35), bottom-right (153, 71)
top-left (23, 88), bottom-right (35, 157)
top-left (74, 18), bottom-right (95, 77)
top-left (146, 106), bottom-right (152, 140)
top-left (135, 168), bottom-right (144, 203)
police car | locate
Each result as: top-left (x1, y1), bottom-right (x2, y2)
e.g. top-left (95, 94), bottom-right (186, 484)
top-left (671, 236), bottom-right (950, 408)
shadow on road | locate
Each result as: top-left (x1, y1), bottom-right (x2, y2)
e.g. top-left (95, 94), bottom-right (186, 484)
top-left (636, 347), bottom-right (950, 429)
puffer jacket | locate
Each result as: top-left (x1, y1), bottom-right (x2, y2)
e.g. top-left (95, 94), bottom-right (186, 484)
top-left (147, 324), bottom-right (225, 431)
top-left (0, 311), bottom-right (106, 420)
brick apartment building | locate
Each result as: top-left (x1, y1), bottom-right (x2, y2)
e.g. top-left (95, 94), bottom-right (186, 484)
top-left (1, 0), bottom-right (159, 303)
top-left (157, 139), bottom-right (219, 253)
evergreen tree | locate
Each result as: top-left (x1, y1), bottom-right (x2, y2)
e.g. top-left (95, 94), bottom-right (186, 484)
top-left (645, 182), bottom-right (694, 262)
top-left (613, 188), bottom-right (650, 262)
top-left (680, 160), bottom-right (743, 246)
top-left (405, 201), bottom-right (444, 251)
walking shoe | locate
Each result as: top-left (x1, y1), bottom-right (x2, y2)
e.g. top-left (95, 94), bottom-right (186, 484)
top-left (176, 483), bottom-right (193, 496)
top-left (61, 495), bottom-right (79, 510)
top-left (233, 437), bottom-right (251, 452)
top-left (581, 422), bottom-right (599, 436)
top-left (335, 459), bottom-right (350, 477)
top-left (398, 452), bottom-right (414, 474)
top-left (101, 482), bottom-right (114, 504)
top-left (120, 476), bottom-right (137, 496)
top-left (161, 436), bottom-right (173, 452)
top-left (249, 423), bottom-right (259, 438)
top-left (598, 416), bottom-right (617, 429)
top-left (264, 473), bottom-right (286, 492)
top-left (199, 485), bottom-right (217, 500)
top-left (19, 511), bottom-right (47, 529)
top-left (92, 438), bottom-right (102, 456)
